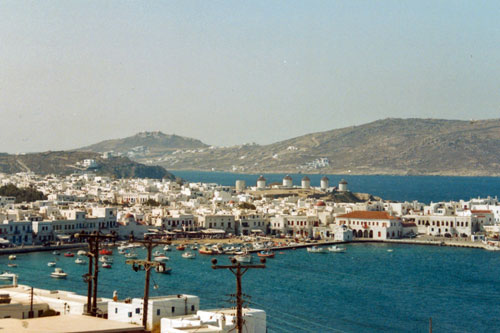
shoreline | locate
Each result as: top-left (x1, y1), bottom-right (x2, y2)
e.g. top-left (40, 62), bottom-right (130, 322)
top-left (0, 243), bottom-right (88, 255)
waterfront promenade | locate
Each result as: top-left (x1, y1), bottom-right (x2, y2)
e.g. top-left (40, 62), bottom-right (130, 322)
top-left (0, 242), bottom-right (87, 255)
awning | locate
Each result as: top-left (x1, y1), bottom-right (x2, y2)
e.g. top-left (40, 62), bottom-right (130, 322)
top-left (56, 235), bottom-right (71, 240)
top-left (251, 229), bottom-right (264, 233)
top-left (0, 238), bottom-right (9, 244)
top-left (201, 229), bottom-right (226, 234)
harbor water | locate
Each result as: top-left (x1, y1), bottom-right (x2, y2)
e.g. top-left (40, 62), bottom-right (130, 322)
top-left (2, 243), bottom-right (500, 332)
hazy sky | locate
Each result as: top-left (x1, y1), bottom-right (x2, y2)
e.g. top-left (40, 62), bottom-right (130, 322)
top-left (1, 1), bottom-right (499, 153)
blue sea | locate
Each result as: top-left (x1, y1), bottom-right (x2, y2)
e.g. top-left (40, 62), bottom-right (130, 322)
top-left (2, 244), bottom-right (500, 332)
top-left (173, 170), bottom-right (500, 203)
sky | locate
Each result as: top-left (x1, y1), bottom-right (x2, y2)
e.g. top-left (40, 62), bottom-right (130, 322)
top-left (1, 1), bottom-right (499, 153)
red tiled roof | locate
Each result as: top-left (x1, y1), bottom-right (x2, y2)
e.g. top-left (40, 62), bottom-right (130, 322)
top-left (337, 211), bottom-right (398, 220)
top-left (471, 210), bottom-right (492, 214)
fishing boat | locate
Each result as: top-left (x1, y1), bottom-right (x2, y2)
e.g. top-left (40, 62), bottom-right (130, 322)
top-left (75, 258), bottom-right (86, 264)
top-left (50, 268), bottom-right (68, 279)
top-left (99, 249), bottom-right (112, 255)
top-left (153, 251), bottom-right (162, 256)
top-left (7, 263), bottom-right (17, 268)
top-left (77, 250), bottom-right (87, 256)
top-left (102, 262), bottom-right (112, 269)
top-left (155, 265), bottom-right (172, 274)
top-left (257, 250), bottom-right (275, 258)
top-left (163, 245), bottom-right (171, 251)
top-left (198, 246), bottom-right (216, 255)
top-left (154, 255), bottom-right (169, 262)
top-left (182, 251), bottom-right (196, 259)
top-left (99, 255), bottom-right (113, 263)
top-left (8, 255), bottom-right (16, 260)
top-left (63, 252), bottom-right (74, 257)
top-left (328, 245), bottom-right (346, 253)
top-left (176, 245), bottom-right (186, 251)
top-left (125, 252), bottom-right (138, 259)
top-left (307, 246), bottom-right (327, 254)
top-left (233, 253), bottom-right (252, 263)
top-left (47, 261), bottom-right (56, 267)
top-left (52, 251), bottom-right (60, 255)
top-left (387, 249), bottom-right (394, 252)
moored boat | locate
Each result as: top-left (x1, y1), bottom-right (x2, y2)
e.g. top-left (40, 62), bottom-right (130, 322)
top-left (328, 245), bottom-right (346, 253)
top-left (233, 253), bottom-right (252, 263)
top-left (75, 258), bottom-right (86, 264)
top-left (307, 246), bottom-right (327, 253)
top-left (0, 272), bottom-right (16, 280)
top-left (257, 250), bottom-right (275, 258)
top-left (77, 250), bottom-right (87, 256)
top-left (176, 245), bottom-right (186, 251)
top-left (99, 249), bottom-right (112, 255)
top-left (50, 268), bottom-right (68, 279)
top-left (8, 255), bottom-right (16, 260)
top-left (154, 255), bottom-right (169, 262)
top-left (155, 265), bottom-right (172, 274)
top-left (52, 251), bottom-right (60, 255)
top-left (64, 252), bottom-right (74, 257)
top-left (102, 262), bottom-right (112, 269)
top-left (125, 252), bottom-right (138, 259)
top-left (47, 261), bottom-right (56, 267)
top-left (99, 255), bottom-right (113, 263)
top-left (163, 245), bottom-right (171, 251)
top-left (198, 246), bottom-right (216, 255)
top-left (182, 251), bottom-right (196, 259)
top-left (7, 263), bottom-right (17, 268)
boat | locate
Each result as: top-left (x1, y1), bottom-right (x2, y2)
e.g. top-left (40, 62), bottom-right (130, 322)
top-left (102, 262), bottom-right (112, 269)
top-left (77, 250), bottom-right (87, 256)
top-left (155, 265), bottom-right (172, 274)
top-left (182, 252), bottom-right (196, 259)
top-left (307, 246), bottom-right (327, 253)
top-left (99, 255), bottom-right (113, 263)
top-left (52, 251), bottom-right (60, 255)
top-left (211, 244), bottom-right (225, 254)
top-left (163, 245), bottom-right (171, 251)
top-left (8, 255), bottom-right (16, 260)
top-left (118, 249), bottom-right (126, 254)
top-left (75, 258), bottom-right (86, 264)
top-left (484, 244), bottom-right (500, 251)
top-left (191, 246), bottom-right (198, 250)
top-left (198, 246), bottom-right (216, 255)
top-left (176, 245), bottom-right (186, 251)
top-left (124, 252), bottom-right (138, 259)
top-left (328, 245), bottom-right (346, 253)
top-left (99, 249), bottom-right (112, 255)
top-left (387, 249), bottom-right (394, 252)
top-left (257, 250), bottom-right (275, 258)
top-left (154, 255), bottom-right (170, 262)
top-left (233, 253), bottom-right (252, 263)
top-left (50, 268), bottom-right (68, 279)
top-left (47, 261), bottom-right (56, 267)
top-left (153, 251), bottom-right (162, 256)
top-left (7, 263), bottom-right (17, 268)
top-left (63, 252), bottom-right (74, 257)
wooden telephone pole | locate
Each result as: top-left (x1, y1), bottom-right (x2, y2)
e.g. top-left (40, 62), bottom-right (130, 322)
top-left (125, 236), bottom-right (171, 329)
top-left (75, 231), bottom-right (116, 316)
top-left (211, 257), bottom-right (266, 333)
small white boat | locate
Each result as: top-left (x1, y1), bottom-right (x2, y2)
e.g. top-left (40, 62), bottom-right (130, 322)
top-left (155, 265), bottom-right (172, 274)
top-left (182, 252), bottom-right (196, 259)
top-left (307, 246), bottom-right (327, 254)
top-left (125, 252), bottom-right (138, 259)
top-left (233, 253), bottom-right (252, 263)
top-left (154, 255), bottom-right (169, 262)
top-left (163, 245), bottom-right (171, 251)
top-left (77, 250), bottom-right (87, 256)
top-left (50, 268), bottom-right (68, 279)
top-left (328, 245), bottom-right (346, 253)
top-left (47, 261), bottom-right (56, 267)
top-left (153, 251), bottom-right (162, 256)
top-left (8, 255), bottom-right (16, 260)
top-left (387, 249), bottom-right (394, 252)
top-left (102, 262), bottom-right (112, 269)
top-left (484, 245), bottom-right (500, 251)
top-left (99, 255), bottom-right (113, 263)
top-left (52, 251), bottom-right (60, 255)
top-left (7, 263), bottom-right (17, 268)
top-left (75, 258), bottom-right (86, 264)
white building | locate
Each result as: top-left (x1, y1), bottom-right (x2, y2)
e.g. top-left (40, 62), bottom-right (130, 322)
top-left (108, 294), bottom-right (199, 331)
top-left (336, 211), bottom-right (402, 239)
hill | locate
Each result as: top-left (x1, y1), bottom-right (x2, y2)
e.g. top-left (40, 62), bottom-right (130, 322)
top-left (0, 151), bottom-right (175, 180)
top-left (145, 118), bottom-right (500, 176)
top-left (79, 131), bottom-right (209, 159)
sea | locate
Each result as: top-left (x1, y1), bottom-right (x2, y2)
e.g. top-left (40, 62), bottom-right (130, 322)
top-left (3, 172), bottom-right (500, 332)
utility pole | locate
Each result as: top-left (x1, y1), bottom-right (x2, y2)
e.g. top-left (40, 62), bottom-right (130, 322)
top-left (125, 236), bottom-right (171, 329)
top-left (211, 257), bottom-right (266, 333)
top-left (75, 231), bottom-right (116, 316)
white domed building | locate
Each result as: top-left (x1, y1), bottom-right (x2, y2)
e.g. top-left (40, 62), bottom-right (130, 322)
top-left (301, 176), bottom-right (311, 189)
top-left (339, 179), bottom-right (348, 192)
top-left (320, 176), bottom-right (329, 191)
top-left (256, 175), bottom-right (266, 190)
top-left (283, 175), bottom-right (293, 188)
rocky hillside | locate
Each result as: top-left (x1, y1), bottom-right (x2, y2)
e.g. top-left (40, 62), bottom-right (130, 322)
top-left (0, 151), bottom-right (175, 180)
top-left (79, 131), bottom-right (209, 159)
top-left (145, 118), bottom-right (500, 176)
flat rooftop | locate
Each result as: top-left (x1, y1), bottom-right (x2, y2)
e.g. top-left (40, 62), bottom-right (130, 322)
top-left (0, 314), bottom-right (144, 333)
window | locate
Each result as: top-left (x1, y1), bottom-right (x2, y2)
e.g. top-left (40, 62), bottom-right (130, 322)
top-left (115, 308), bottom-right (118, 314)
top-left (136, 308), bottom-right (140, 314)
top-left (191, 305), bottom-right (195, 311)
top-left (171, 306), bottom-right (175, 313)
top-left (157, 309), bottom-right (161, 316)
top-left (128, 312), bottom-right (132, 318)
